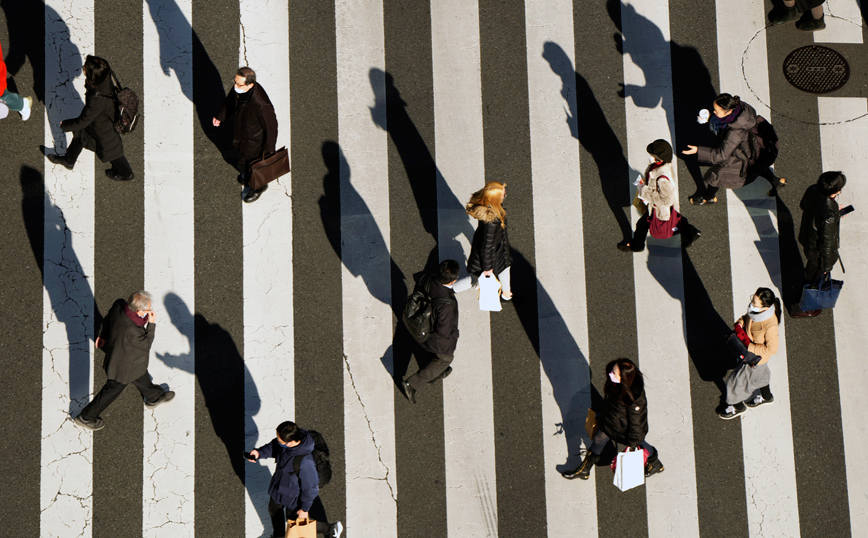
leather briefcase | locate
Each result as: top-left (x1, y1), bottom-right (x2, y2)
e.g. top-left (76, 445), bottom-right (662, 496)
top-left (249, 147), bottom-right (290, 190)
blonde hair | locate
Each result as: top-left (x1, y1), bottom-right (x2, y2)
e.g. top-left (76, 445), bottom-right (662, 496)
top-left (467, 181), bottom-right (507, 228)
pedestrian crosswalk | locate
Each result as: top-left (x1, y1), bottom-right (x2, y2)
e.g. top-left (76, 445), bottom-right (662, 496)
top-left (1, 0), bottom-right (866, 537)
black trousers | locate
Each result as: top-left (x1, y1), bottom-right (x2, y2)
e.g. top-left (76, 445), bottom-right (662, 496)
top-left (66, 137), bottom-right (133, 178)
top-left (699, 165), bottom-right (781, 201)
top-left (804, 250), bottom-right (823, 282)
top-left (407, 352), bottom-right (453, 390)
top-left (79, 372), bottom-right (164, 420)
top-left (268, 498), bottom-right (330, 537)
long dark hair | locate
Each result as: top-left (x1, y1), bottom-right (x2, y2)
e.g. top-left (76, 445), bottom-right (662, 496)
top-left (754, 287), bottom-right (782, 322)
top-left (603, 358), bottom-right (642, 405)
top-left (84, 55), bottom-right (110, 88)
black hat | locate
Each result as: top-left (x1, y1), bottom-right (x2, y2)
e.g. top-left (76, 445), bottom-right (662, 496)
top-left (646, 139), bottom-right (672, 163)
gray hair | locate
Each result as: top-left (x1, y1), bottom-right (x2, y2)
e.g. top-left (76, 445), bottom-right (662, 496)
top-left (127, 290), bottom-right (153, 311)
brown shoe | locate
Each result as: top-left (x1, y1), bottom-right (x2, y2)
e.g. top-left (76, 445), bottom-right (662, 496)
top-left (790, 308), bottom-right (821, 318)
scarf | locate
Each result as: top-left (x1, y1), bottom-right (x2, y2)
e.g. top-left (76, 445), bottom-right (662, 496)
top-left (709, 104), bottom-right (742, 135)
top-left (747, 304), bottom-right (775, 323)
top-left (124, 304), bottom-right (148, 327)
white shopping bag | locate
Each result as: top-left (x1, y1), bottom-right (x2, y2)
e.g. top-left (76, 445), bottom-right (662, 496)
top-left (0, 102), bottom-right (8, 119)
top-left (478, 274), bottom-right (502, 312)
top-left (612, 449), bottom-right (645, 491)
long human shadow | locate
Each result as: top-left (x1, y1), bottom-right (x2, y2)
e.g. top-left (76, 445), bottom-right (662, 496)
top-left (606, 0), bottom-right (718, 192)
top-left (733, 182), bottom-right (789, 285)
top-left (776, 187), bottom-right (810, 311)
top-left (542, 42), bottom-right (634, 242)
top-left (153, 293), bottom-right (270, 532)
top-left (20, 166), bottom-right (101, 414)
top-left (507, 248), bottom-right (594, 469)
top-left (2, 0), bottom-right (82, 150)
top-left (144, 0), bottom-right (233, 161)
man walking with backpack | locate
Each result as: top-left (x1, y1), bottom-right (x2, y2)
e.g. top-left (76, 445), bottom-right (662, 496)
top-left (403, 259), bottom-right (460, 404)
top-left (246, 421), bottom-right (343, 538)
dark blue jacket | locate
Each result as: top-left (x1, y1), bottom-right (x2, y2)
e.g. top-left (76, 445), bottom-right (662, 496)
top-left (256, 430), bottom-right (318, 511)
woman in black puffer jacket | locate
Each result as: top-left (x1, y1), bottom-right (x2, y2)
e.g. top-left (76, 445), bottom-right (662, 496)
top-left (561, 358), bottom-right (664, 480)
top-left (466, 181), bottom-right (512, 300)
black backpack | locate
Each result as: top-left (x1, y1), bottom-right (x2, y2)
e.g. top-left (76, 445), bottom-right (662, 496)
top-left (96, 71), bottom-right (140, 135)
top-left (292, 430), bottom-right (332, 488)
top-left (402, 275), bottom-right (454, 344)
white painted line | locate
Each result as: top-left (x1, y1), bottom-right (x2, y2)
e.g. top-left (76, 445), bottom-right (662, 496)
top-left (143, 1), bottom-right (196, 536)
top-left (620, 1), bottom-right (700, 536)
top-left (818, 96), bottom-right (868, 534)
top-left (430, 1), bottom-right (499, 536)
top-left (718, 1), bottom-right (801, 536)
top-left (524, 2), bottom-right (596, 536)
top-left (41, 2), bottom-right (95, 536)
top-left (814, 0), bottom-right (863, 44)
top-left (335, 1), bottom-right (397, 536)
top-left (237, 2), bottom-right (293, 536)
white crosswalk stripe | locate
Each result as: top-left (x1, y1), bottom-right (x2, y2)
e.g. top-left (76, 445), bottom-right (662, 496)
top-left (7, 0), bottom-right (865, 536)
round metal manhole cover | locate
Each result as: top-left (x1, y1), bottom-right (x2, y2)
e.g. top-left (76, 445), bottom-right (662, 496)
top-left (783, 45), bottom-right (850, 94)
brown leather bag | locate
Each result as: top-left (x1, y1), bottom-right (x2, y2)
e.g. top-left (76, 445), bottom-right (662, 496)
top-left (249, 146), bottom-right (290, 190)
top-left (286, 518), bottom-right (316, 538)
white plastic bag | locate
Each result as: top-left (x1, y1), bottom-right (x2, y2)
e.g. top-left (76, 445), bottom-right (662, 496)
top-left (612, 448), bottom-right (645, 491)
top-left (478, 274), bottom-right (502, 312)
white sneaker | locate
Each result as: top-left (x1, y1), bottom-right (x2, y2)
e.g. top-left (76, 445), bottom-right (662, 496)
top-left (20, 96), bottom-right (32, 121)
top-left (330, 521), bottom-right (343, 537)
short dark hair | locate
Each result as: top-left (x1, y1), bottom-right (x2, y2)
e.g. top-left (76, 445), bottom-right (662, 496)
top-left (817, 171), bottom-right (846, 196)
top-left (237, 66), bottom-right (256, 85)
top-left (436, 259), bottom-right (460, 284)
top-left (276, 421), bottom-right (304, 443)
top-left (713, 93), bottom-right (741, 112)
top-left (84, 55), bottom-right (110, 87)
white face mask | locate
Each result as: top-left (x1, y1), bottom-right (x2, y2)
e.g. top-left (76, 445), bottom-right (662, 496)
top-left (234, 85), bottom-right (250, 94)
top-left (748, 303), bottom-right (765, 313)
top-left (608, 371), bottom-right (620, 384)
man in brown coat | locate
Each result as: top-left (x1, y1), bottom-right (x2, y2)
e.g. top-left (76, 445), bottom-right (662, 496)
top-left (74, 291), bottom-right (174, 431)
top-left (212, 66), bottom-right (278, 203)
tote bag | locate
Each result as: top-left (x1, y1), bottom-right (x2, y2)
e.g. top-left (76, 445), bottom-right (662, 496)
top-left (648, 208), bottom-right (681, 239)
top-left (478, 274), bottom-right (502, 312)
top-left (286, 518), bottom-right (317, 538)
top-left (612, 449), bottom-right (645, 492)
top-left (798, 274), bottom-right (843, 311)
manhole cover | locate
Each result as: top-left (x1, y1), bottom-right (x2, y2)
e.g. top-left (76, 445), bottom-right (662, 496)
top-left (783, 45), bottom-right (850, 94)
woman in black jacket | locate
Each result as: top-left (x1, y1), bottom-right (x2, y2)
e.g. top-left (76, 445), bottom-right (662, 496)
top-left (47, 55), bottom-right (133, 181)
top-left (466, 181), bottom-right (512, 300)
top-left (561, 358), bottom-right (664, 480)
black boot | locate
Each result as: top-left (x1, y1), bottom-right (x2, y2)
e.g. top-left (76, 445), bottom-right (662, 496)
top-left (769, 4), bottom-right (799, 25)
top-left (645, 449), bottom-right (664, 477)
top-left (561, 452), bottom-right (599, 480)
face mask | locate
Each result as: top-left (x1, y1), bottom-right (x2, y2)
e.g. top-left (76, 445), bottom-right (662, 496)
top-left (234, 85), bottom-right (249, 94)
top-left (748, 303), bottom-right (765, 313)
top-left (608, 371), bottom-right (620, 384)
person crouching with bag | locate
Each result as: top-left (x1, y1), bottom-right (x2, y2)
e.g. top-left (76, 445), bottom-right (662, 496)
top-left (561, 358), bottom-right (664, 480)
top-left (618, 139), bottom-right (700, 253)
top-left (719, 288), bottom-right (781, 420)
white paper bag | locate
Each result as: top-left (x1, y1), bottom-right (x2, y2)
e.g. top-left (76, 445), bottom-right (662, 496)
top-left (478, 274), bottom-right (502, 312)
top-left (612, 449), bottom-right (645, 491)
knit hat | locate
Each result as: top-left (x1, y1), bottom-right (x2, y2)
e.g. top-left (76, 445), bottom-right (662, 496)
top-left (646, 139), bottom-right (672, 163)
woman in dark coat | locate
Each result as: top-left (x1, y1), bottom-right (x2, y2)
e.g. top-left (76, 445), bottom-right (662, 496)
top-left (683, 93), bottom-right (785, 205)
top-left (47, 55), bottom-right (133, 180)
top-left (561, 358), bottom-right (664, 480)
top-left (466, 181), bottom-right (512, 300)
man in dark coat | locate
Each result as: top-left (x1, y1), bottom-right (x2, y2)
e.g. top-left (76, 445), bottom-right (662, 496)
top-left (792, 171), bottom-right (846, 317)
top-left (213, 66), bottom-right (278, 203)
top-left (247, 421), bottom-right (343, 538)
top-left (74, 291), bottom-right (174, 431)
top-left (403, 260), bottom-right (459, 404)
top-left (47, 55), bottom-right (133, 181)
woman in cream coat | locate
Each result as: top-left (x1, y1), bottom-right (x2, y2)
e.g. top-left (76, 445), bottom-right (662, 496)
top-left (719, 287), bottom-right (780, 419)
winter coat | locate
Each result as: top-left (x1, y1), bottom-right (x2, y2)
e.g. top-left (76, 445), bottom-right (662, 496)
top-left (799, 185), bottom-right (841, 273)
top-left (598, 375), bottom-right (648, 448)
top-left (256, 430), bottom-right (319, 511)
top-left (215, 83), bottom-right (278, 163)
top-left (466, 204), bottom-right (512, 276)
top-left (696, 103), bottom-right (759, 189)
top-left (735, 314), bottom-right (779, 366)
top-left (637, 161), bottom-right (678, 221)
top-left (422, 277), bottom-right (459, 355)
top-left (61, 75), bottom-right (125, 163)
top-left (100, 299), bottom-right (156, 384)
